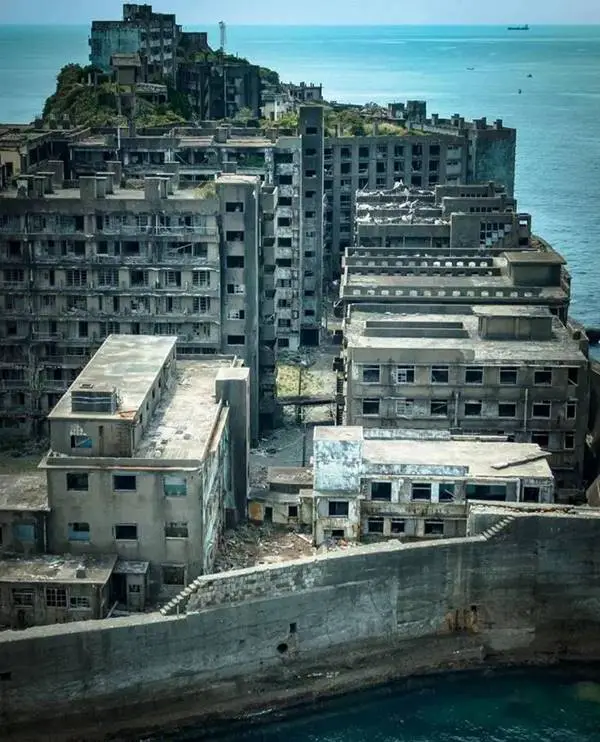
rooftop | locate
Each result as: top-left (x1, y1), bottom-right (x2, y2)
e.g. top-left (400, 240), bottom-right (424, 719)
top-left (0, 184), bottom-right (213, 201)
top-left (267, 467), bottom-right (314, 487)
top-left (344, 306), bottom-right (586, 363)
top-left (48, 335), bottom-right (177, 422)
top-left (0, 554), bottom-right (117, 585)
top-left (362, 438), bottom-right (552, 479)
top-left (0, 474), bottom-right (49, 512)
top-left (134, 359), bottom-right (234, 461)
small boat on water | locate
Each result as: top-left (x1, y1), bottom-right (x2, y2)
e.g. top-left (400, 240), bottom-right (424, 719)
top-left (508, 25), bottom-right (530, 30)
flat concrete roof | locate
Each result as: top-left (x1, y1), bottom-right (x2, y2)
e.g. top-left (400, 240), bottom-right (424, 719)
top-left (344, 307), bottom-right (586, 363)
top-left (216, 173), bottom-right (260, 185)
top-left (134, 360), bottom-right (233, 460)
top-left (268, 467), bottom-right (313, 486)
top-left (48, 335), bottom-right (177, 422)
top-left (504, 251), bottom-right (565, 265)
top-left (0, 186), bottom-right (213, 201)
top-left (0, 554), bottom-right (117, 585)
top-left (362, 438), bottom-right (552, 479)
top-left (0, 474), bottom-right (49, 512)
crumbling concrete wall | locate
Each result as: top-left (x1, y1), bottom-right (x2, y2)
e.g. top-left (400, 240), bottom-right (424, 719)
top-left (2, 511), bottom-right (600, 741)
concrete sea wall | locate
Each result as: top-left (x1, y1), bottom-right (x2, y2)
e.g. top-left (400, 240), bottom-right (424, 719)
top-left (2, 508), bottom-right (600, 740)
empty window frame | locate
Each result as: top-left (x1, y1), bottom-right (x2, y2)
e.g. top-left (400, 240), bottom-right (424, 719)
top-left (566, 401), bottom-right (577, 420)
top-left (113, 474), bottom-right (136, 491)
top-left (328, 501), bottom-right (349, 517)
top-left (534, 368), bottom-right (553, 386)
top-left (522, 486), bottom-right (540, 503)
top-left (531, 432), bottom-right (550, 448)
top-left (362, 398), bottom-right (380, 416)
top-left (464, 401), bottom-right (482, 417)
top-left (498, 402), bottom-right (517, 418)
top-left (361, 365), bottom-right (380, 383)
top-left (162, 565), bottom-right (185, 585)
top-left (499, 367), bottom-right (518, 385)
top-left (430, 399), bottom-right (448, 417)
top-left (367, 517), bottom-right (384, 534)
top-left (391, 519), bottom-right (405, 534)
top-left (66, 472), bottom-right (88, 491)
top-left (532, 401), bottom-right (551, 419)
top-left (411, 482), bottom-right (431, 501)
top-left (424, 520), bottom-right (444, 536)
top-left (465, 366), bottom-right (483, 385)
top-left (439, 483), bottom-right (455, 502)
top-left (164, 522), bottom-right (189, 538)
top-left (431, 366), bottom-right (449, 384)
top-left (370, 481), bottom-right (392, 501)
top-left (115, 524), bottom-right (138, 541)
top-left (68, 522), bottom-right (90, 542)
top-left (45, 587), bottom-right (67, 608)
top-left (163, 475), bottom-right (187, 496)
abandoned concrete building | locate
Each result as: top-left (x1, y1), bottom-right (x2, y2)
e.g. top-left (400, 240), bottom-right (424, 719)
top-left (39, 334), bottom-right (249, 603)
top-left (0, 167), bottom-right (295, 436)
top-left (248, 466), bottom-right (313, 526)
top-left (343, 183), bottom-right (570, 322)
top-left (310, 426), bottom-right (554, 545)
top-left (341, 304), bottom-right (589, 499)
top-left (90, 4), bottom-right (179, 79)
top-left (0, 553), bottom-right (117, 629)
top-left (0, 473), bottom-right (49, 556)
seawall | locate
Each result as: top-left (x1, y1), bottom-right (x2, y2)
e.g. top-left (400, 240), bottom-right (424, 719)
top-left (2, 507), bottom-right (600, 741)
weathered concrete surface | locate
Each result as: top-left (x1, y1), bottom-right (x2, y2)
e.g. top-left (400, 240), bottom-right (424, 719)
top-left (2, 510), bottom-right (600, 741)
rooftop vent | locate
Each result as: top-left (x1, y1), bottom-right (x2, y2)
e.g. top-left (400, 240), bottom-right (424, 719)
top-left (364, 320), bottom-right (468, 340)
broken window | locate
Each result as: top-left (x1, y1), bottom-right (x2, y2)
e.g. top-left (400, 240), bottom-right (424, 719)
top-left (498, 403), bottom-right (517, 418)
top-left (226, 202), bottom-right (244, 213)
top-left (534, 368), bottom-right (553, 386)
top-left (328, 501), bottom-right (349, 517)
top-left (465, 366), bottom-right (484, 385)
top-left (164, 522), bottom-right (189, 538)
top-left (70, 434), bottom-right (92, 449)
top-left (567, 367), bottom-right (579, 386)
top-left (70, 596), bottom-right (91, 609)
top-left (367, 517), bottom-right (384, 534)
top-left (162, 565), bottom-right (185, 585)
top-left (531, 432), bottom-right (550, 448)
top-left (397, 366), bottom-right (415, 384)
top-left (464, 401), bottom-right (482, 417)
top-left (466, 484), bottom-right (507, 501)
top-left (288, 505), bottom-right (298, 518)
top-left (391, 519), bottom-right (405, 534)
top-left (566, 401), bottom-right (577, 420)
top-left (396, 398), bottom-right (414, 417)
top-left (12, 523), bottom-right (35, 542)
top-left (564, 433), bottom-right (575, 450)
top-left (193, 297), bottom-right (211, 313)
top-left (411, 483), bottom-right (431, 501)
top-left (499, 367), bottom-right (518, 385)
top-left (12, 588), bottom-right (33, 606)
top-left (361, 365), bottom-right (380, 384)
top-left (192, 270), bottom-right (210, 286)
top-left (163, 475), bottom-right (187, 497)
top-left (66, 472), bottom-right (88, 491)
top-left (113, 474), bottom-right (136, 491)
top-left (115, 524), bottom-right (138, 541)
top-left (532, 401), bottom-right (551, 419)
top-left (226, 256), bottom-right (245, 269)
top-left (431, 366), bottom-right (449, 384)
top-left (227, 335), bottom-right (245, 345)
top-left (424, 520), bottom-right (444, 536)
top-left (430, 399), bottom-right (448, 417)
top-left (522, 486), bottom-right (540, 503)
top-left (370, 481), bottom-right (392, 501)
top-left (439, 483), bottom-right (455, 502)
top-left (45, 587), bottom-right (67, 608)
top-left (362, 398), bottom-right (380, 416)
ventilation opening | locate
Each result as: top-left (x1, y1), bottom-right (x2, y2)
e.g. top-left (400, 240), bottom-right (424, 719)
top-left (289, 622), bottom-right (297, 634)
top-left (277, 642), bottom-right (289, 654)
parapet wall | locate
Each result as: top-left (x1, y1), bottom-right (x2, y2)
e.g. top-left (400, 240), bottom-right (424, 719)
top-left (2, 510), bottom-right (600, 741)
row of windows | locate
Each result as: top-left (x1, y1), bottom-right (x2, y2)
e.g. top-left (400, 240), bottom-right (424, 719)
top-left (369, 398), bottom-right (578, 421)
top-left (66, 473), bottom-right (188, 495)
top-left (361, 364), bottom-right (580, 387)
top-left (11, 587), bottom-right (91, 610)
top-left (67, 522), bottom-right (189, 542)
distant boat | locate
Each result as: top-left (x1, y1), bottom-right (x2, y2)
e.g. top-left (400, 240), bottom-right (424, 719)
top-left (508, 25), bottom-right (530, 30)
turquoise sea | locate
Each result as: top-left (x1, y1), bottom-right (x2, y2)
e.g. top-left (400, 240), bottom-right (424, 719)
top-left (2, 24), bottom-right (600, 740)
top-left (1, 24), bottom-right (600, 326)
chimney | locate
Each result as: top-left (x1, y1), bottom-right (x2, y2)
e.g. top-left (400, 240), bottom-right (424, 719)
top-left (495, 118), bottom-right (503, 130)
top-left (47, 160), bottom-right (65, 188)
top-left (36, 172), bottom-right (54, 194)
top-left (79, 175), bottom-right (98, 201)
top-left (75, 563), bottom-right (87, 579)
top-left (95, 175), bottom-right (108, 198)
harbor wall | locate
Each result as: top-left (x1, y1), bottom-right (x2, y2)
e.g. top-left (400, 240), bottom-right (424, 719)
top-left (2, 509), bottom-right (600, 740)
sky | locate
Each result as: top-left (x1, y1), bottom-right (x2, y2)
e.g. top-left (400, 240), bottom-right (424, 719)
top-left (1, 0), bottom-right (600, 25)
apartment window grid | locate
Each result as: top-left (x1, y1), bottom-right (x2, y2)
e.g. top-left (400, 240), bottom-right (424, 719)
top-left (192, 271), bottom-right (210, 287)
top-left (361, 365), bottom-right (380, 384)
top-left (46, 587), bottom-right (67, 608)
top-left (397, 365), bottom-right (415, 384)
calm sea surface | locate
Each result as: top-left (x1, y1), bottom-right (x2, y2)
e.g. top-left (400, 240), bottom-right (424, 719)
top-left (1, 24), bottom-right (600, 325)
top-left (1, 24), bottom-right (600, 740)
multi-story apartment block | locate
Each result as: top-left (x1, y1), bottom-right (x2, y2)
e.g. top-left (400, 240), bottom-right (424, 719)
top-left (310, 426), bottom-right (554, 545)
top-left (0, 166), bottom-right (269, 438)
top-left (342, 183), bottom-right (570, 322)
top-left (90, 3), bottom-right (179, 80)
top-left (177, 61), bottom-right (262, 121)
top-left (341, 304), bottom-right (589, 498)
top-left (41, 334), bottom-right (250, 601)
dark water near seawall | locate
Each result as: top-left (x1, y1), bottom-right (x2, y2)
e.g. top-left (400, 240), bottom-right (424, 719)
top-left (138, 667), bottom-right (600, 741)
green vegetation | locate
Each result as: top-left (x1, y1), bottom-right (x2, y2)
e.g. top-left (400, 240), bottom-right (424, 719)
top-left (193, 180), bottom-right (217, 199)
top-left (42, 64), bottom-right (186, 128)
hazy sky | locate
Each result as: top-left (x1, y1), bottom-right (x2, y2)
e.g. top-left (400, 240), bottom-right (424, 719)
top-left (1, 0), bottom-right (600, 25)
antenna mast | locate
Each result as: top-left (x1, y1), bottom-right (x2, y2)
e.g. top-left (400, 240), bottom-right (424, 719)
top-left (219, 21), bottom-right (227, 53)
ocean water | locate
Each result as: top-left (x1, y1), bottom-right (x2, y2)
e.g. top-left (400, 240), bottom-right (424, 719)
top-left (144, 667), bottom-right (600, 741)
top-left (1, 24), bottom-right (600, 325)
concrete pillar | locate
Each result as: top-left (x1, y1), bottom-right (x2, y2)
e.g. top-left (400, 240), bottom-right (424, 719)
top-left (215, 367), bottom-right (250, 524)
